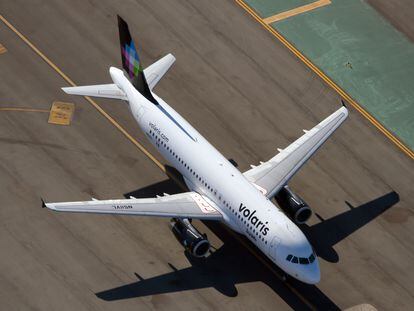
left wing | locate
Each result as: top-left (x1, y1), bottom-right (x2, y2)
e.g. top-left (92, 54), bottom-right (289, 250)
top-left (244, 106), bottom-right (348, 198)
top-left (43, 192), bottom-right (222, 220)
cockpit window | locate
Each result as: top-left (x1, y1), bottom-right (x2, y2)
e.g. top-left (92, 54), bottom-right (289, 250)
top-left (286, 253), bottom-right (316, 265)
top-left (309, 253), bottom-right (315, 263)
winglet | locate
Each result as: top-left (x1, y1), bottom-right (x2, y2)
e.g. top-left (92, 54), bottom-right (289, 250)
top-left (41, 198), bottom-right (46, 208)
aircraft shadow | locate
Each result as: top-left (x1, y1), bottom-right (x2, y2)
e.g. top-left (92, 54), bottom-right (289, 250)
top-left (300, 191), bottom-right (399, 263)
top-left (96, 172), bottom-right (398, 309)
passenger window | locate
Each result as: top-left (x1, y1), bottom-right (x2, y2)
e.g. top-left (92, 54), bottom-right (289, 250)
top-left (292, 256), bottom-right (299, 264)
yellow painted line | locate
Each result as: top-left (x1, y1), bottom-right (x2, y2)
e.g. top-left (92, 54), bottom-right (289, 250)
top-left (0, 107), bottom-right (49, 113)
top-left (0, 43), bottom-right (7, 54)
top-left (48, 101), bottom-right (74, 125)
top-left (0, 14), bottom-right (165, 172)
top-left (235, 0), bottom-right (414, 160)
top-left (263, 0), bottom-right (331, 24)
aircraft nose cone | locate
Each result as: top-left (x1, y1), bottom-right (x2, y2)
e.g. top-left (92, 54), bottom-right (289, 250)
top-left (300, 259), bottom-right (320, 284)
top-left (305, 265), bottom-right (320, 284)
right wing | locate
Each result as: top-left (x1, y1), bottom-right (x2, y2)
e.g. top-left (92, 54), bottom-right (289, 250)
top-left (244, 106), bottom-right (348, 198)
top-left (43, 191), bottom-right (222, 220)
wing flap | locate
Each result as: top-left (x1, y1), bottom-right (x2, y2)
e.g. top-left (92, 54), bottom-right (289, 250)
top-left (244, 106), bottom-right (348, 198)
top-left (44, 192), bottom-right (222, 220)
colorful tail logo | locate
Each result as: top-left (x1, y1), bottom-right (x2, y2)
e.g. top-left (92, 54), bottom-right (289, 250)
top-left (121, 40), bottom-right (142, 80)
top-left (118, 15), bottom-right (142, 81)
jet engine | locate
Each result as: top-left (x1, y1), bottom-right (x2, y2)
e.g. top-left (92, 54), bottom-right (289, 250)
top-left (274, 185), bottom-right (312, 224)
top-left (170, 218), bottom-right (210, 257)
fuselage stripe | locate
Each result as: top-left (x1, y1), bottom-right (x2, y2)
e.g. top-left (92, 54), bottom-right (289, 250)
top-left (156, 104), bottom-right (197, 142)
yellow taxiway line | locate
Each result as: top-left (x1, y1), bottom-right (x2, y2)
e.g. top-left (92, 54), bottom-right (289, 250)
top-left (0, 43), bottom-right (7, 54)
top-left (0, 14), bottom-right (165, 172)
top-left (0, 13), bottom-right (318, 309)
top-left (0, 107), bottom-right (50, 113)
top-left (235, 0), bottom-right (414, 160)
top-left (263, 0), bottom-right (331, 24)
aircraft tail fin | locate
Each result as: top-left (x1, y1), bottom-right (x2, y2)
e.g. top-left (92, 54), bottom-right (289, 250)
top-left (117, 15), bottom-right (157, 104)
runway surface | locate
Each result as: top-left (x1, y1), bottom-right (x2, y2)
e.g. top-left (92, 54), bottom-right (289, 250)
top-left (0, 0), bottom-right (413, 310)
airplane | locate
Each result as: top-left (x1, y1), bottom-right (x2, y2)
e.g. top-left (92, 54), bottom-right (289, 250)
top-left (43, 16), bottom-right (348, 284)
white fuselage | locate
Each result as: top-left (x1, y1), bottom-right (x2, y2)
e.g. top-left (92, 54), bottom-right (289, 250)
top-left (110, 67), bottom-right (320, 284)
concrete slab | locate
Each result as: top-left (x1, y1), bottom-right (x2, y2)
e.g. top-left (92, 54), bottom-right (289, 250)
top-left (241, 0), bottom-right (414, 152)
top-left (367, 0), bottom-right (414, 43)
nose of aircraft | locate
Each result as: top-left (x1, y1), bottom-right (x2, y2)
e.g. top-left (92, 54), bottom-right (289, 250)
top-left (283, 255), bottom-right (320, 284)
top-left (272, 221), bottom-right (321, 284)
top-left (301, 260), bottom-right (320, 284)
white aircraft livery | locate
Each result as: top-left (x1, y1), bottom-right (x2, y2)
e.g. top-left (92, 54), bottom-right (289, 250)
top-left (43, 16), bottom-right (349, 284)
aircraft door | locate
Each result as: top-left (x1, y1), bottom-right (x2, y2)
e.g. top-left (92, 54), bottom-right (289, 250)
top-left (268, 235), bottom-right (281, 261)
top-left (135, 106), bottom-right (147, 121)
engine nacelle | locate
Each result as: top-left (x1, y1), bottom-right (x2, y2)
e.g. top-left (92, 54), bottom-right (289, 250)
top-left (274, 186), bottom-right (312, 224)
top-left (170, 218), bottom-right (210, 257)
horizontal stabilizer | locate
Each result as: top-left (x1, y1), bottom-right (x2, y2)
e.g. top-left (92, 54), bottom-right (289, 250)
top-left (62, 84), bottom-right (127, 100)
top-left (144, 54), bottom-right (176, 90)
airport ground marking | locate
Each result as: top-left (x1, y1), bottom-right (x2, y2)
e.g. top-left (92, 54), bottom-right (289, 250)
top-left (1, 14), bottom-right (317, 309)
top-left (48, 101), bottom-right (74, 125)
top-left (235, 0), bottom-right (414, 160)
top-left (0, 104), bottom-right (74, 126)
top-left (0, 107), bottom-right (50, 113)
top-left (263, 0), bottom-right (331, 24)
top-left (0, 43), bottom-right (7, 54)
top-left (0, 14), bottom-right (165, 172)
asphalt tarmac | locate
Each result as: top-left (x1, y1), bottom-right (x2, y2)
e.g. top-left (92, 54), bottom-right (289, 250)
top-left (0, 0), bottom-right (413, 310)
